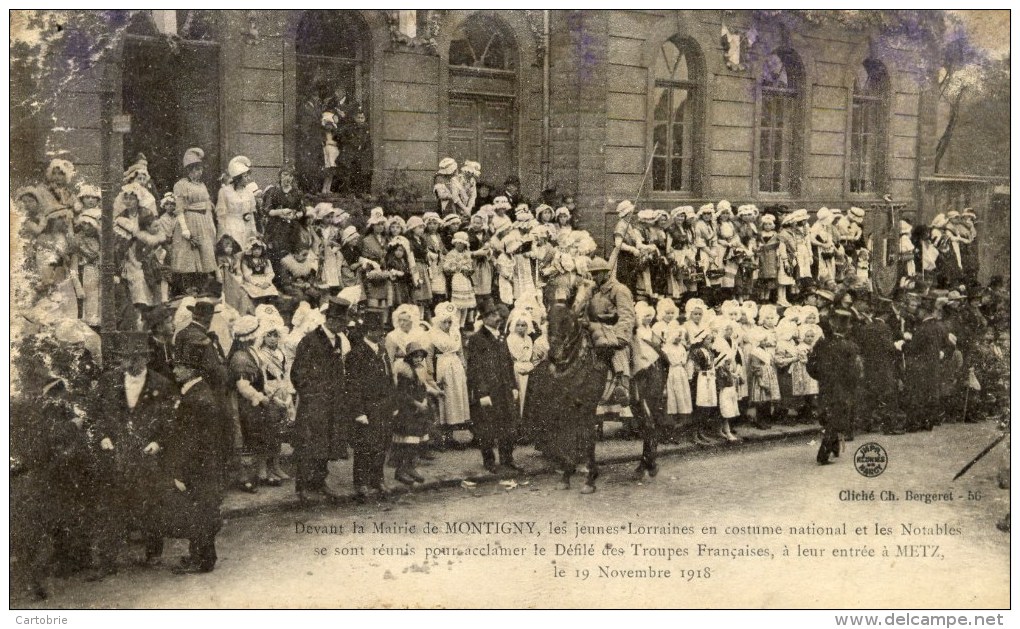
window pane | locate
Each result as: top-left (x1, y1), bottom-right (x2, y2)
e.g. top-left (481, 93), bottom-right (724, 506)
top-left (652, 157), bottom-right (667, 191)
top-left (654, 89), bottom-right (670, 122)
top-left (671, 158), bottom-right (686, 191)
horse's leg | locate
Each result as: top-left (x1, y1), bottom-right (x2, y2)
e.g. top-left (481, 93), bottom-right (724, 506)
top-left (556, 457), bottom-right (573, 490)
top-left (581, 440), bottom-right (598, 494)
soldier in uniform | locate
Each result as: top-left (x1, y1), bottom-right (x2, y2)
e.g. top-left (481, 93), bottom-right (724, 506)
top-left (88, 339), bottom-right (178, 581)
top-left (344, 310), bottom-right (397, 501)
top-left (466, 301), bottom-right (520, 474)
top-left (291, 296), bottom-right (351, 500)
top-left (807, 309), bottom-right (863, 465)
top-left (584, 256), bottom-right (636, 408)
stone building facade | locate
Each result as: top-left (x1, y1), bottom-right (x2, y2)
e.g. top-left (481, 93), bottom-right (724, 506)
top-left (15, 9), bottom-right (938, 250)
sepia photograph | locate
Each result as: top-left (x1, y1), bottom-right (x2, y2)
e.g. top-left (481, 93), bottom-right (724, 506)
top-left (7, 7), bottom-right (1012, 615)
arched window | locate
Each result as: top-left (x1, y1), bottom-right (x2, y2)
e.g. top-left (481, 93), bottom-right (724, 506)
top-left (651, 36), bottom-right (703, 193)
top-left (447, 14), bottom-right (518, 189)
top-left (849, 60), bottom-right (889, 194)
top-left (757, 49), bottom-right (804, 195)
top-left (449, 16), bottom-right (516, 71)
top-left (294, 10), bottom-right (369, 190)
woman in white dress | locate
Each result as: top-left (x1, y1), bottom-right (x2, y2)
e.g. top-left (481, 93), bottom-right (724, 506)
top-left (430, 302), bottom-right (470, 447)
top-left (216, 156), bottom-right (259, 251)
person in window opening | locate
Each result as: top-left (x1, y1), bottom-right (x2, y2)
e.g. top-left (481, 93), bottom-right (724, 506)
top-left (338, 108), bottom-right (372, 197)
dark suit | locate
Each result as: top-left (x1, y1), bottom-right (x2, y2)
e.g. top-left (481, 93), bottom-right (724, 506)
top-left (807, 334), bottom-right (863, 463)
top-left (850, 318), bottom-right (900, 433)
top-left (345, 338), bottom-right (396, 489)
top-left (466, 326), bottom-right (518, 467)
top-left (158, 378), bottom-right (229, 570)
top-left (291, 327), bottom-right (347, 492)
top-left (173, 322), bottom-right (228, 392)
top-left (93, 368), bottom-right (179, 567)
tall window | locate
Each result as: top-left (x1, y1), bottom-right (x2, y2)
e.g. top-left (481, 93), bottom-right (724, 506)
top-left (651, 37), bottom-right (702, 193)
top-left (757, 49), bottom-right (803, 195)
top-left (849, 60), bottom-right (889, 194)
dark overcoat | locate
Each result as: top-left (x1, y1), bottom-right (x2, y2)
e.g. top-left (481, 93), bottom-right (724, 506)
top-left (291, 328), bottom-right (348, 460)
top-left (466, 326), bottom-right (518, 443)
top-left (345, 339), bottom-right (396, 448)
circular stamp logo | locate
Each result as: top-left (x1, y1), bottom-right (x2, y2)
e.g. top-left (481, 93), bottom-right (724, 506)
top-left (854, 442), bottom-right (888, 478)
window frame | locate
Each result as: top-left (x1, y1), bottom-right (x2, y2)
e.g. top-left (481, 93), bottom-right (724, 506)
top-left (645, 35), bottom-right (705, 200)
top-left (846, 59), bottom-right (891, 199)
top-left (752, 48), bottom-right (806, 199)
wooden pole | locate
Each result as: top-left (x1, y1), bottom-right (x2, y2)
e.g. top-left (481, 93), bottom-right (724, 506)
top-left (608, 142), bottom-right (657, 278)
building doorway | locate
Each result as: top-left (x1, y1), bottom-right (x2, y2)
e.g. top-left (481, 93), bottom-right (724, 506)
top-left (120, 11), bottom-right (220, 194)
top-left (446, 14), bottom-right (518, 189)
top-left (294, 10), bottom-right (369, 192)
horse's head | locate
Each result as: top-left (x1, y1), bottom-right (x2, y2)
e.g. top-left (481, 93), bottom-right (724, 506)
top-left (547, 302), bottom-right (583, 366)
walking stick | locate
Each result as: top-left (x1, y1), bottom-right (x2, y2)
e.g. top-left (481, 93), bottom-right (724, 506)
top-left (952, 433), bottom-right (1007, 481)
top-left (608, 142), bottom-right (658, 279)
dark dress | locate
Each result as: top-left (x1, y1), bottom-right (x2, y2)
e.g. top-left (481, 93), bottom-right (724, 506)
top-left (392, 361), bottom-right (432, 445)
top-left (229, 347), bottom-right (283, 457)
top-left (260, 185), bottom-right (305, 269)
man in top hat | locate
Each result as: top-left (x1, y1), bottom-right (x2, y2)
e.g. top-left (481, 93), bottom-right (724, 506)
top-left (290, 296), bottom-right (352, 499)
top-left (173, 287), bottom-right (229, 393)
top-left (158, 336), bottom-right (232, 574)
top-left (807, 308), bottom-right (863, 465)
top-left (466, 301), bottom-right (520, 474)
top-left (344, 309), bottom-right (398, 500)
top-left (88, 337), bottom-right (179, 580)
top-left (584, 256), bottom-right (636, 407)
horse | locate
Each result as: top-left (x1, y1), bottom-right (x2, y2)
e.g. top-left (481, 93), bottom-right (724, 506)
top-left (523, 298), bottom-right (607, 493)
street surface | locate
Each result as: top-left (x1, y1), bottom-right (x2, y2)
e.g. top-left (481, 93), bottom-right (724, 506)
top-left (20, 422), bottom-right (1010, 609)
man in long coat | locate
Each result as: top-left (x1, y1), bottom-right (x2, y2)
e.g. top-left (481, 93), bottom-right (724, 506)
top-left (160, 341), bottom-right (233, 573)
top-left (901, 297), bottom-right (952, 431)
top-left (807, 310), bottom-right (863, 465)
top-left (89, 339), bottom-right (178, 580)
top-left (345, 311), bottom-right (397, 500)
top-left (849, 300), bottom-right (900, 437)
top-left (466, 301), bottom-right (519, 474)
top-left (291, 297), bottom-right (350, 499)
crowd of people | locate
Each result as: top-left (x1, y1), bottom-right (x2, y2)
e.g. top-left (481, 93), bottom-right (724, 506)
top-left (10, 149), bottom-right (1010, 599)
